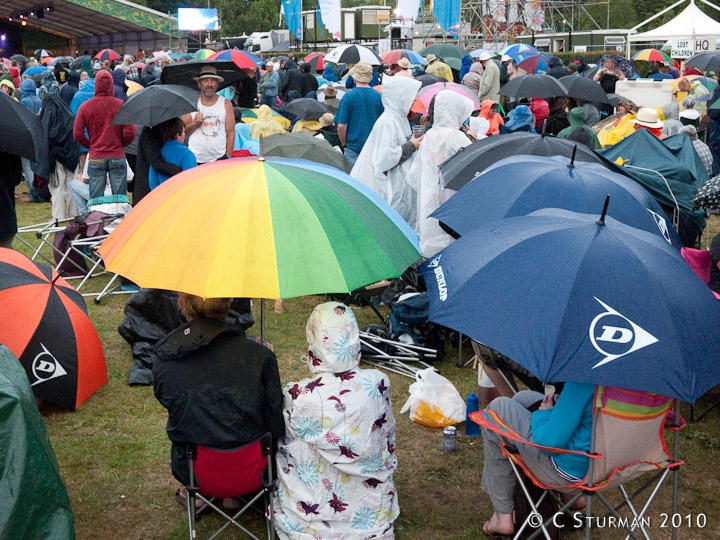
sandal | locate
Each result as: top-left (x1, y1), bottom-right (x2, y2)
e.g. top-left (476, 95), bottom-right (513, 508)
top-left (175, 485), bottom-right (205, 510)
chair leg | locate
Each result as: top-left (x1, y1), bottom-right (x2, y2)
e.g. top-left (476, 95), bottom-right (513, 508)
top-left (187, 490), bottom-right (197, 540)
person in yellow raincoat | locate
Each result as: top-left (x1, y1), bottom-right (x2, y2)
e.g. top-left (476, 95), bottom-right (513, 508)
top-left (597, 99), bottom-right (638, 148)
top-left (249, 104), bottom-right (286, 139)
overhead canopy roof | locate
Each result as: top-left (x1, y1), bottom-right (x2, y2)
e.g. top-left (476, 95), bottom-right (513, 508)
top-left (0, 0), bottom-right (176, 41)
top-left (629, 0), bottom-right (720, 42)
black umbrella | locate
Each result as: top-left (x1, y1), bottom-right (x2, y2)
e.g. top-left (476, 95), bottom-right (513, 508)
top-left (559, 75), bottom-right (611, 104)
top-left (70, 55), bottom-right (91, 70)
top-left (282, 98), bottom-right (331, 120)
top-left (415, 73), bottom-right (446, 87)
top-left (440, 132), bottom-right (613, 191)
top-left (0, 92), bottom-right (49, 163)
top-left (692, 174), bottom-right (720, 210)
top-left (10, 54), bottom-right (27, 65)
top-left (606, 93), bottom-right (627, 107)
top-left (500, 74), bottom-right (567, 99)
top-left (262, 132), bottom-right (351, 173)
top-left (160, 59), bottom-right (245, 91)
top-left (34, 49), bottom-right (53, 58)
top-left (112, 84), bottom-right (200, 127)
top-left (685, 52), bottom-right (720, 73)
top-left (583, 65), bottom-right (600, 79)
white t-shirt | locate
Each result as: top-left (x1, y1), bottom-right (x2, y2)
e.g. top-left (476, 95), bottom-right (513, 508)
top-left (189, 95), bottom-right (228, 163)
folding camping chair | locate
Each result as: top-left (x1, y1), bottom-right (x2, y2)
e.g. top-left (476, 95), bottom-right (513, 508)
top-left (471, 386), bottom-right (685, 540)
top-left (185, 433), bottom-right (276, 540)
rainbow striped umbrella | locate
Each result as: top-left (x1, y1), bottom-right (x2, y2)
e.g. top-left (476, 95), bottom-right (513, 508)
top-left (193, 48), bottom-right (215, 60)
top-left (98, 157), bottom-right (420, 300)
top-left (632, 49), bottom-right (672, 63)
top-left (208, 48), bottom-right (262, 69)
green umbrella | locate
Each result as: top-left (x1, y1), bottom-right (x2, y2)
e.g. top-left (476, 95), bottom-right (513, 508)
top-left (262, 132), bottom-right (351, 172)
top-left (419, 43), bottom-right (467, 60)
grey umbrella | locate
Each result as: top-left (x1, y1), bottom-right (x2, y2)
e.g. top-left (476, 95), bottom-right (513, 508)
top-left (282, 98), bottom-right (331, 120)
top-left (262, 132), bottom-right (351, 173)
top-left (685, 52), bottom-right (720, 73)
top-left (0, 92), bottom-right (49, 163)
top-left (500, 74), bottom-right (568, 99)
top-left (112, 85), bottom-right (200, 128)
top-left (559, 75), bottom-right (612, 104)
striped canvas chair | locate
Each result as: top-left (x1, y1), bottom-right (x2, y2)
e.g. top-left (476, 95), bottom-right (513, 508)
top-left (471, 386), bottom-right (685, 540)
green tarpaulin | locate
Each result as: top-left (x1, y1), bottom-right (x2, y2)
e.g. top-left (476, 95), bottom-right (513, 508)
top-left (0, 345), bottom-right (75, 540)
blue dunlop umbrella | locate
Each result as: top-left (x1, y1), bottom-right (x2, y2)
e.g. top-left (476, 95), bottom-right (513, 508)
top-left (421, 206), bottom-right (720, 403)
top-left (432, 154), bottom-right (684, 250)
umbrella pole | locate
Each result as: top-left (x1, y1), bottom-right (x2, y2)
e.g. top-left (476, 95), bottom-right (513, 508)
top-left (260, 298), bottom-right (265, 343)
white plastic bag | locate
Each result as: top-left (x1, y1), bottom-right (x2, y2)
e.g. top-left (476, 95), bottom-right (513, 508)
top-left (400, 367), bottom-right (466, 428)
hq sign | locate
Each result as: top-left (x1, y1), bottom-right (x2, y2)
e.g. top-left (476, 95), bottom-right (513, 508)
top-left (671, 36), bottom-right (713, 58)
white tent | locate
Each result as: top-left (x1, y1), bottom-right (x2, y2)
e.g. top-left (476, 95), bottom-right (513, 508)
top-left (627, 0), bottom-right (720, 56)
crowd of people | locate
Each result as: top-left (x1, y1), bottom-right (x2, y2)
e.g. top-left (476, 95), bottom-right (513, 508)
top-left (4, 44), bottom-right (720, 539)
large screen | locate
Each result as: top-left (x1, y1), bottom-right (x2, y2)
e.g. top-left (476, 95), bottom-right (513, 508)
top-left (177, 8), bottom-right (219, 31)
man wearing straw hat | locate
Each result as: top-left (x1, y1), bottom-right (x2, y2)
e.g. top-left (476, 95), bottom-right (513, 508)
top-left (183, 65), bottom-right (235, 164)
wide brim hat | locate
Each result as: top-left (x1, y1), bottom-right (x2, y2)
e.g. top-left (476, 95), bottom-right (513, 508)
top-left (426, 54), bottom-right (438, 64)
top-left (397, 57), bottom-right (411, 69)
top-left (633, 107), bottom-right (664, 128)
top-left (194, 65), bottom-right (224, 82)
top-left (349, 61), bottom-right (372, 83)
top-left (322, 85), bottom-right (338, 97)
top-left (319, 112), bottom-right (335, 127)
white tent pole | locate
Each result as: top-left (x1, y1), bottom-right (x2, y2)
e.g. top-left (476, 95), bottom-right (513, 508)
top-left (625, 0), bottom-right (687, 57)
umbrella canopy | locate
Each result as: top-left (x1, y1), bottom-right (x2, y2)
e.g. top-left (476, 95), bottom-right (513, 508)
top-left (1, 58), bottom-right (11, 70)
top-left (240, 107), bottom-right (291, 130)
top-left (98, 157), bottom-right (421, 299)
top-left (517, 53), bottom-right (549, 74)
top-left (40, 56), bottom-right (54, 66)
top-left (666, 75), bottom-right (718, 94)
top-left (418, 81), bottom-right (481, 111)
top-left (0, 92), bottom-right (50, 163)
top-left (193, 49), bottom-right (215, 60)
top-left (112, 84), bottom-right (200, 128)
top-left (692, 174), bottom-right (720, 210)
top-left (262, 132), bottom-right (351, 172)
top-left (500, 74), bottom-right (567, 99)
top-left (558, 74), bottom-right (612, 104)
top-left (94, 48), bottom-right (121, 62)
top-left (420, 208), bottom-right (720, 404)
top-left (34, 49), bottom-right (53, 58)
top-left (469, 48), bottom-right (496, 59)
top-left (324, 44), bottom-right (383, 65)
top-left (160, 59), bottom-right (246, 91)
top-left (381, 49), bottom-right (426, 66)
top-left (317, 83), bottom-right (348, 102)
top-left (684, 51), bottom-right (720, 72)
top-left (433, 154), bottom-right (682, 249)
top-left (419, 43), bottom-right (467, 60)
top-left (0, 248), bottom-right (107, 410)
top-left (124, 79), bottom-right (144, 95)
top-left (207, 48), bottom-right (259, 69)
top-left (24, 65), bottom-right (49, 76)
top-left (69, 55), bottom-right (91, 70)
top-left (282, 97), bottom-right (331, 120)
top-left (499, 43), bottom-right (540, 57)
top-left (10, 54), bottom-right (27, 64)
top-left (632, 49), bottom-right (672, 63)
top-left (304, 52), bottom-right (326, 71)
top-left (374, 85), bottom-right (426, 114)
top-left (441, 132), bottom-right (610, 191)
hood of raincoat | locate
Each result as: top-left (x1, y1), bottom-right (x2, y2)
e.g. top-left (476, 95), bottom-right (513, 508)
top-left (284, 60), bottom-right (298, 70)
top-left (112, 69), bottom-right (126, 87)
top-left (20, 79), bottom-right (36, 99)
top-left (548, 56), bottom-right (562, 68)
top-left (94, 70), bottom-right (114, 97)
top-left (567, 106), bottom-right (588, 127)
top-left (381, 75), bottom-right (422, 116)
top-left (432, 90), bottom-right (474, 130)
top-left (505, 105), bottom-right (536, 130)
top-left (480, 99), bottom-right (497, 118)
top-left (306, 302), bottom-right (361, 375)
top-left (66, 71), bottom-right (80, 88)
top-left (470, 63), bottom-right (484, 75)
top-left (662, 101), bottom-right (679, 121)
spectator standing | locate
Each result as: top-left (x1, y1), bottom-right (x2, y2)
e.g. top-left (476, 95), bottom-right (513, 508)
top-left (680, 125), bottom-right (713, 177)
top-left (257, 62), bottom-right (279, 107)
top-left (73, 70), bottom-right (136, 199)
top-left (477, 52), bottom-right (500, 103)
top-left (0, 151), bottom-right (21, 249)
top-left (183, 65), bottom-right (235, 164)
top-left (19, 78), bottom-right (42, 203)
top-left (425, 54), bottom-right (453, 82)
top-left (334, 61), bottom-right (384, 167)
top-left (299, 62), bottom-right (319, 97)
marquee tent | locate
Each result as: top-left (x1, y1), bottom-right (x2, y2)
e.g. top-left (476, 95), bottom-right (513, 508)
top-left (627, 0), bottom-right (720, 56)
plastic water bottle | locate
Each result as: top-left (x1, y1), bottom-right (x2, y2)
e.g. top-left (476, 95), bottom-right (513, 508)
top-left (465, 392), bottom-right (480, 437)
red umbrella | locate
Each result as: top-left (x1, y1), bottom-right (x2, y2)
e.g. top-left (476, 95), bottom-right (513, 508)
top-left (0, 248), bottom-right (107, 410)
top-left (94, 48), bottom-right (121, 62)
top-left (303, 52), bottom-right (325, 71)
top-left (207, 49), bottom-right (257, 70)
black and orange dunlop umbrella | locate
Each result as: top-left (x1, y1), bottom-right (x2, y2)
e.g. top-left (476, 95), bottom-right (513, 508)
top-left (0, 248), bottom-right (107, 410)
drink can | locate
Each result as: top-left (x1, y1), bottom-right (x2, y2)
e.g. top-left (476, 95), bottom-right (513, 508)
top-left (412, 124), bottom-right (425, 137)
top-left (442, 426), bottom-right (457, 452)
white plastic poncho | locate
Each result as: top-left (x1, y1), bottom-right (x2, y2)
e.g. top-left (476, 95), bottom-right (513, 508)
top-left (408, 90), bottom-right (473, 258)
top-left (350, 76), bottom-right (422, 227)
top-left (274, 302), bottom-right (399, 540)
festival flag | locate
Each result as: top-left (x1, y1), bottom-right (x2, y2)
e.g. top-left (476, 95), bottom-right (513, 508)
top-left (282, 0), bottom-right (303, 40)
top-left (433, 0), bottom-right (461, 38)
top-left (396, 0), bottom-right (421, 26)
top-left (318, 0), bottom-right (342, 40)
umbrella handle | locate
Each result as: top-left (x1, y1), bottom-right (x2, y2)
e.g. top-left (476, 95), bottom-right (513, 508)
top-left (260, 298), bottom-right (265, 342)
